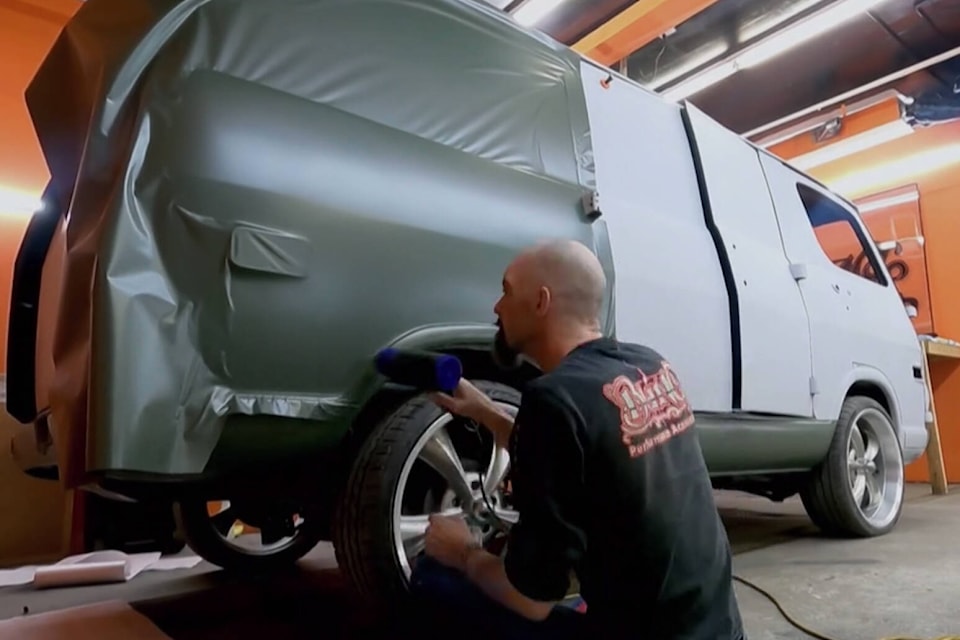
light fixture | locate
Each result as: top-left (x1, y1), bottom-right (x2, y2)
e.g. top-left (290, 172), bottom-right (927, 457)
top-left (736, 0), bottom-right (884, 68)
top-left (662, 60), bottom-right (738, 102)
top-left (857, 190), bottom-right (919, 214)
top-left (787, 118), bottom-right (914, 170)
top-left (512, 0), bottom-right (568, 26)
top-left (661, 0), bottom-right (884, 101)
top-left (0, 186), bottom-right (43, 217)
top-left (827, 144), bottom-right (960, 196)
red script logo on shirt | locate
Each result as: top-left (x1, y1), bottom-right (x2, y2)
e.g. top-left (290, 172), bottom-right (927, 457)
top-left (601, 361), bottom-right (695, 458)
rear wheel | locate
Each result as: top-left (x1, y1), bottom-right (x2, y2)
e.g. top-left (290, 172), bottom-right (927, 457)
top-left (800, 396), bottom-right (905, 537)
top-left (175, 496), bottom-right (326, 572)
top-left (332, 380), bottom-right (520, 607)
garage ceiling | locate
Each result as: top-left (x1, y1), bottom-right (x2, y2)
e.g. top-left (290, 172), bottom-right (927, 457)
top-left (7, 0), bottom-right (960, 143)
top-left (499, 0), bottom-right (960, 138)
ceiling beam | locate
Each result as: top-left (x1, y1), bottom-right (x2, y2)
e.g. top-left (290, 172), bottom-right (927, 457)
top-left (571, 0), bottom-right (720, 67)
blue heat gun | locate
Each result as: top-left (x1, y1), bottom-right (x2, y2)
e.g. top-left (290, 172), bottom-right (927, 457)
top-left (374, 348), bottom-right (463, 394)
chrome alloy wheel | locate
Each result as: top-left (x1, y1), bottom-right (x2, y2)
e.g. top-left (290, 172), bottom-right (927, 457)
top-left (203, 501), bottom-right (306, 555)
top-left (392, 402), bottom-right (520, 580)
top-left (846, 407), bottom-right (904, 531)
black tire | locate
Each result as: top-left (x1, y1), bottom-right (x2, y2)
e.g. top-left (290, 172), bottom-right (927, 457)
top-left (332, 380), bottom-right (520, 607)
top-left (174, 498), bottom-right (326, 572)
top-left (800, 395), bottom-right (905, 538)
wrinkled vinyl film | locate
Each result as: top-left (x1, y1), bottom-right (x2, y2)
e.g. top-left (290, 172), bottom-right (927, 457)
top-left (25, 0), bottom-right (597, 485)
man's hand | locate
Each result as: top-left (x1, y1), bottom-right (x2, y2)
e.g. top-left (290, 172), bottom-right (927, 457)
top-left (430, 379), bottom-right (495, 423)
top-left (426, 514), bottom-right (558, 623)
top-left (430, 380), bottom-right (515, 449)
top-left (424, 513), bottom-right (480, 573)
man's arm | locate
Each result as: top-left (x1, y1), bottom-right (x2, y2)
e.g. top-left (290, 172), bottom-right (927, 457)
top-left (475, 402), bottom-right (516, 449)
top-left (474, 386), bottom-right (587, 619)
top-left (430, 380), bottom-right (515, 449)
top-left (461, 546), bottom-right (557, 621)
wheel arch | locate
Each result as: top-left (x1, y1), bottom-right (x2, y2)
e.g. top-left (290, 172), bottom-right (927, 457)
top-left (332, 323), bottom-right (538, 483)
top-left (377, 321), bottom-right (541, 393)
top-left (840, 366), bottom-right (901, 435)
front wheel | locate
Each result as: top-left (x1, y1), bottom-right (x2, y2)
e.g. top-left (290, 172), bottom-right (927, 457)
top-left (800, 396), bottom-right (905, 538)
top-left (332, 380), bottom-right (521, 607)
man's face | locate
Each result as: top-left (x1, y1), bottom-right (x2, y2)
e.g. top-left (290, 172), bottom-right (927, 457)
top-left (492, 260), bottom-right (539, 369)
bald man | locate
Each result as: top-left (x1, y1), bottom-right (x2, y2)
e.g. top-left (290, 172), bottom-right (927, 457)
top-left (411, 240), bottom-right (745, 640)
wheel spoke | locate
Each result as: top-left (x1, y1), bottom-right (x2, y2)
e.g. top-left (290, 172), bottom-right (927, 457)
top-left (865, 471), bottom-right (884, 510)
top-left (399, 507), bottom-right (462, 557)
top-left (484, 446), bottom-right (511, 496)
top-left (863, 438), bottom-right (880, 464)
top-left (420, 426), bottom-right (474, 508)
top-left (849, 425), bottom-right (866, 457)
top-left (493, 507), bottom-right (520, 525)
top-left (851, 474), bottom-right (867, 506)
top-left (399, 515), bottom-right (430, 557)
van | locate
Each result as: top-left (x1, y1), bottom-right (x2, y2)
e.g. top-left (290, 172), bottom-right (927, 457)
top-left (6, 0), bottom-right (927, 602)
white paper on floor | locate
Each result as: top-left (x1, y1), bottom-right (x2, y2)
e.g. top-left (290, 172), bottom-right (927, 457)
top-left (0, 550), bottom-right (203, 589)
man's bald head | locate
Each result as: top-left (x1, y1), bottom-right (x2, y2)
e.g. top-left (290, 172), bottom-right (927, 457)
top-left (494, 239), bottom-right (607, 369)
top-left (514, 239), bottom-right (607, 327)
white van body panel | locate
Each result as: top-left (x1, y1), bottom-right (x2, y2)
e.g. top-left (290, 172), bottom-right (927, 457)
top-left (578, 61), bottom-right (733, 414)
top-left (684, 104), bottom-right (815, 418)
top-left (757, 154), bottom-right (929, 462)
top-left (577, 60), bottom-right (927, 465)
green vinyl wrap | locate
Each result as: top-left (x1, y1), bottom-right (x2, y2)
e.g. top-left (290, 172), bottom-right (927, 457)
top-left (23, 0), bottom-right (612, 479)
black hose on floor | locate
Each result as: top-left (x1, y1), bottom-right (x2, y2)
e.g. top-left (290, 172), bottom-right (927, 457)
top-left (732, 574), bottom-right (959, 640)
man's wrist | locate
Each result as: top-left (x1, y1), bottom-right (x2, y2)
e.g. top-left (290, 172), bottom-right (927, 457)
top-left (458, 539), bottom-right (484, 574)
top-left (470, 399), bottom-right (500, 425)
top-left (474, 404), bottom-right (514, 445)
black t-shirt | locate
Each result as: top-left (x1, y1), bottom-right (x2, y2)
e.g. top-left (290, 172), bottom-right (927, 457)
top-left (502, 337), bottom-right (744, 640)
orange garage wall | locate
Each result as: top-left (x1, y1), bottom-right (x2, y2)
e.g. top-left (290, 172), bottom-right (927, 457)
top-left (809, 118), bottom-right (960, 484)
top-left (0, 0), bottom-right (78, 366)
top-left (0, 0), bottom-right (79, 567)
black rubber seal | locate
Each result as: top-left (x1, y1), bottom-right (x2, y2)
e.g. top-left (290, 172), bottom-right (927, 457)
top-left (679, 106), bottom-right (742, 411)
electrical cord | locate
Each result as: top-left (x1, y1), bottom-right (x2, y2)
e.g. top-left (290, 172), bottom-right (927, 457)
top-left (464, 418), bottom-right (510, 533)
top-left (732, 574), bottom-right (959, 640)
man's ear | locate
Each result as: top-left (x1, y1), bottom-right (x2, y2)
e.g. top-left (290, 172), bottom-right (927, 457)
top-left (535, 286), bottom-right (551, 317)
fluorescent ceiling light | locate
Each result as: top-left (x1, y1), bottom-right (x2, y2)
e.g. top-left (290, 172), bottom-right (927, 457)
top-left (787, 119), bottom-right (914, 170)
top-left (857, 190), bottom-right (919, 214)
top-left (663, 60), bottom-right (738, 102)
top-left (739, 0), bottom-right (822, 41)
top-left (737, 0), bottom-right (884, 68)
top-left (827, 144), bottom-right (960, 196)
top-left (662, 0), bottom-right (884, 101)
top-left (513, 0), bottom-right (567, 26)
top-left (0, 186), bottom-right (43, 217)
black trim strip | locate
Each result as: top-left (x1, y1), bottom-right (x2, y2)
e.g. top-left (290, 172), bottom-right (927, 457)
top-left (679, 106), bottom-right (743, 411)
top-left (6, 183), bottom-right (61, 423)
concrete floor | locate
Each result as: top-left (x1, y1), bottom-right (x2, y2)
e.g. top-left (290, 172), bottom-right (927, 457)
top-left (723, 485), bottom-right (960, 640)
top-left (1, 484), bottom-right (958, 639)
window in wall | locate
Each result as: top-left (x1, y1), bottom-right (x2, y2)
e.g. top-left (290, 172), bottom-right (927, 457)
top-left (796, 183), bottom-right (887, 286)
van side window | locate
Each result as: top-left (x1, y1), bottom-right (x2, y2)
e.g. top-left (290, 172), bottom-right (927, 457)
top-left (796, 183), bottom-right (886, 286)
